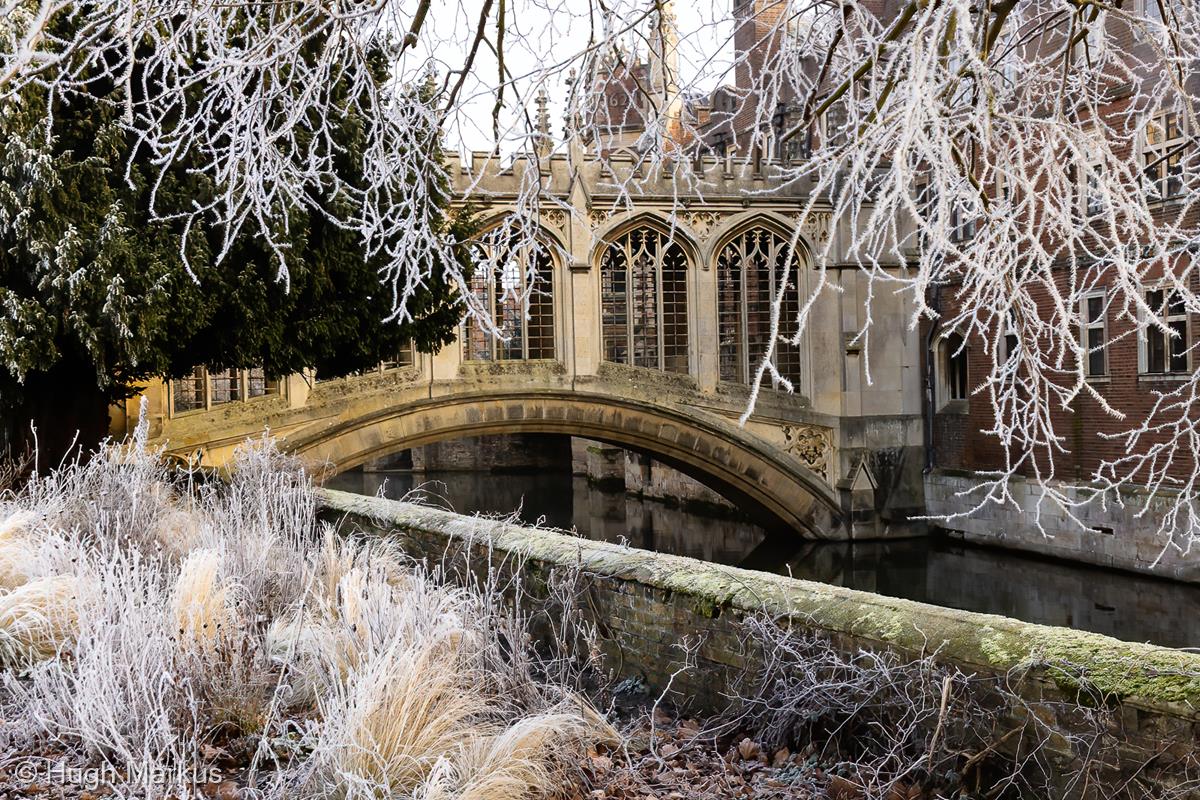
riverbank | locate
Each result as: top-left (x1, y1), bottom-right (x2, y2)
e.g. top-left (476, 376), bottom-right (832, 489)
top-left (326, 467), bottom-right (1200, 648)
top-left (324, 488), bottom-right (1200, 798)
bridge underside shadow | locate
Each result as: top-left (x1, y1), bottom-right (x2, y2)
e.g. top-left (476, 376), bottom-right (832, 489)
top-left (282, 390), bottom-right (845, 539)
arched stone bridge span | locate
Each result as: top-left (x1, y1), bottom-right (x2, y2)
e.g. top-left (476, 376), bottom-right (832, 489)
top-left (281, 387), bottom-right (839, 537)
top-left (124, 153), bottom-right (929, 541)
top-left (141, 364), bottom-right (854, 537)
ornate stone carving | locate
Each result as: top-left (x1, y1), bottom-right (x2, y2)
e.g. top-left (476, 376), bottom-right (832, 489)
top-left (683, 210), bottom-right (721, 241)
top-left (794, 210), bottom-right (832, 247)
top-left (782, 424), bottom-right (833, 480)
top-left (542, 208), bottom-right (567, 231)
top-left (588, 209), bottom-right (611, 229)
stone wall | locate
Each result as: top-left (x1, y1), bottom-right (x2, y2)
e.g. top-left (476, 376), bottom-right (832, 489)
top-left (571, 437), bottom-right (737, 510)
top-left (925, 469), bottom-right (1200, 583)
top-left (320, 488), bottom-right (1200, 795)
top-left (405, 433), bottom-right (572, 472)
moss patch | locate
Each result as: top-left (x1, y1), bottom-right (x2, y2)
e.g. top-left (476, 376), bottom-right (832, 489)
top-left (319, 488), bottom-right (1200, 711)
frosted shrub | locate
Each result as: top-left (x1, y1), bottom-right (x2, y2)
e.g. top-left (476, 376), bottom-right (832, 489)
top-left (0, 433), bottom-right (609, 798)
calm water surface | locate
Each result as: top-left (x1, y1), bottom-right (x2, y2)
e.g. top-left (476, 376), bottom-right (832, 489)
top-left (326, 467), bottom-right (1200, 649)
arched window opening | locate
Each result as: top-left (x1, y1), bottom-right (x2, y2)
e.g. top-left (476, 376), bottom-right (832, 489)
top-left (938, 332), bottom-right (969, 407)
top-left (601, 227), bottom-right (689, 374)
top-left (717, 227), bottom-right (803, 387)
top-left (463, 230), bottom-right (555, 361)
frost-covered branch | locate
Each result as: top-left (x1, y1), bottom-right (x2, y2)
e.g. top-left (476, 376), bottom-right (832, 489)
top-left (5, 0), bottom-right (1200, 545)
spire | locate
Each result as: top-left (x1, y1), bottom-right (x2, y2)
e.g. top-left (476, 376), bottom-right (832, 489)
top-left (648, 0), bottom-right (684, 152)
top-left (534, 86), bottom-right (552, 157)
top-left (649, 0), bottom-right (679, 97)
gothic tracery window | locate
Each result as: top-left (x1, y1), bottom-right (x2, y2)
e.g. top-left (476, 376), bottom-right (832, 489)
top-left (463, 230), bottom-right (555, 361)
top-left (600, 227), bottom-right (689, 374)
top-left (717, 227), bottom-right (804, 387)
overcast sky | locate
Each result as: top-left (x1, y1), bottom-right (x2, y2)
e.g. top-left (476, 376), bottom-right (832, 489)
top-left (404, 0), bottom-right (737, 153)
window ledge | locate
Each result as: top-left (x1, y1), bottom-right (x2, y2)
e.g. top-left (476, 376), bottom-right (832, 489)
top-left (1138, 372), bottom-right (1192, 382)
top-left (936, 399), bottom-right (970, 415)
top-left (1145, 197), bottom-right (1188, 211)
top-left (1085, 375), bottom-right (1111, 384)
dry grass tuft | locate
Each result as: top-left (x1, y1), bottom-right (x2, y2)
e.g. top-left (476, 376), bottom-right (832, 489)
top-left (0, 575), bottom-right (82, 666)
top-left (0, 510), bottom-right (38, 591)
top-left (171, 548), bottom-right (234, 653)
top-left (455, 711), bottom-right (609, 800)
top-left (0, 432), bottom-right (612, 799)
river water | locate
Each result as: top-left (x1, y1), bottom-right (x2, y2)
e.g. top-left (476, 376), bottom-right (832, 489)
top-left (326, 467), bottom-right (1200, 649)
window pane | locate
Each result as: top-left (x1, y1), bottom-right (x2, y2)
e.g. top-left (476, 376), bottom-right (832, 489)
top-left (744, 232), bottom-right (773, 383)
top-left (661, 243), bottom-right (689, 374)
top-left (600, 228), bottom-right (689, 374)
top-left (247, 367), bottom-right (278, 398)
top-left (1166, 112), bottom-right (1181, 140)
top-left (716, 228), bottom-right (802, 388)
top-left (776, 268), bottom-right (804, 387)
top-left (629, 235), bottom-right (659, 369)
top-left (1168, 290), bottom-right (1186, 317)
top-left (497, 294), bottom-right (524, 360)
top-left (717, 241), bottom-right (743, 383)
top-left (464, 261), bottom-right (494, 361)
top-left (1086, 296), bottom-right (1104, 323)
top-left (527, 279), bottom-right (555, 360)
top-left (1167, 153), bottom-right (1183, 197)
top-left (943, 334), bottom-right (968, 401)
top-left (1149, 331), bottom-right (1166, 373)
top-left (382, 342), bottom-right (415, 370)
top-left (1086, 328), bottom-right (1106, 375)
top-left (209, 369), bottom-right (240, 405)
top-left (1085, 173), bottom-right (1102, 215)
top-left (1147, 119), bottom-right (1165, 146)
top-left (463, 232), bottom-right (556, 362)
top-left (173, 367), bottom-right (206, 414)
top-left (601, 244), bottom-right (629, 364)
top-left (1169, 319), bottom-right (1188, 372)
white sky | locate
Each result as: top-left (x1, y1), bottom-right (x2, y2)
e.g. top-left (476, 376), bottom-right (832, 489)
top-left (403, 0), bottom-right (736, 153)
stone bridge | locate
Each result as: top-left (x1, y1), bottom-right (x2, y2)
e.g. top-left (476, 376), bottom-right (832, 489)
top-left (125, 151), bottom-right (926, 539)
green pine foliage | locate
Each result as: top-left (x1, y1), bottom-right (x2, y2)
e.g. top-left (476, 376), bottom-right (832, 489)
top-left (0, 29), bottom-right (472, 455)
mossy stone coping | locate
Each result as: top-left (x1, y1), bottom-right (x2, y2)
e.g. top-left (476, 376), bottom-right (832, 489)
top-left (319, 488), bottom-right (1200, 712)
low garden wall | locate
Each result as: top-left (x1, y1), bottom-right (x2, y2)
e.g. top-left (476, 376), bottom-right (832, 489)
top-left (318, 489), bottom-right (1200, 795)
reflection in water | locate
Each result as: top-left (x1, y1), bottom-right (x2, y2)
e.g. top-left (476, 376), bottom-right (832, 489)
top-left (326, 468), bottom-right (1200, 649)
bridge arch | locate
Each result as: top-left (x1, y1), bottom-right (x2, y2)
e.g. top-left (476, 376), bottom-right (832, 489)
top-left (285, 390), bottom-right (842, 538)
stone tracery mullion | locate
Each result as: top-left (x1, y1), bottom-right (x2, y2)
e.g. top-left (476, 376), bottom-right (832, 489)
top-left (463, 229), bottom-right (556, 362)
top-left (600, 225), bottom-right (693, 374)
top-left (716, 227), bottom-right (803, 388)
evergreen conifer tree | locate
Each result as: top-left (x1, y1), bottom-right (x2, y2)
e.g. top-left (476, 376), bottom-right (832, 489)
top-left (0, 27), bottom-right (471, 465)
